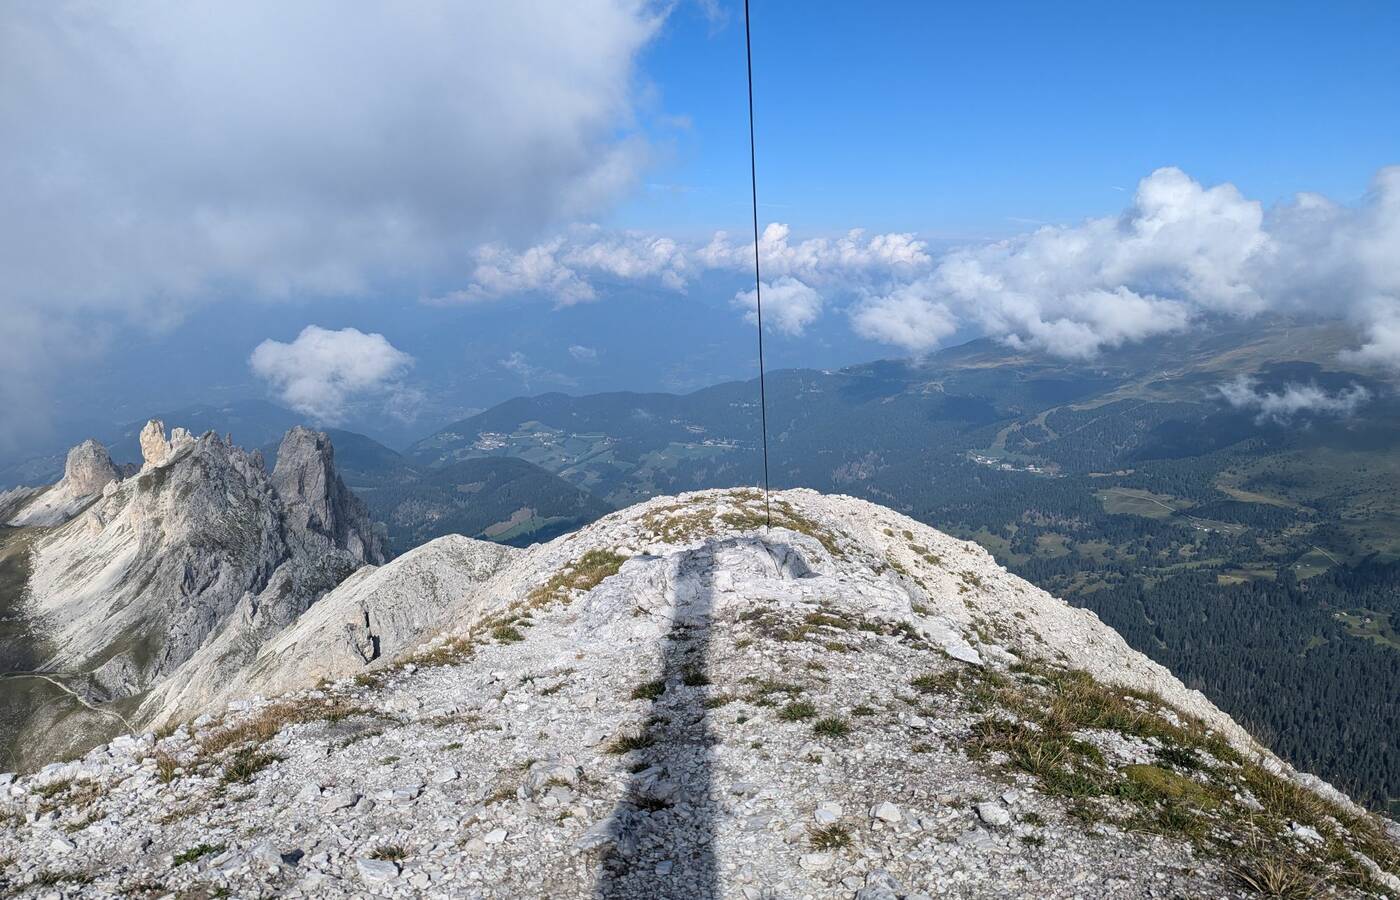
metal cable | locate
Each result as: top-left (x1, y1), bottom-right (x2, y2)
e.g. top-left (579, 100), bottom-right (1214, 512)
top-left (743, 0), bottom-right (772, 528)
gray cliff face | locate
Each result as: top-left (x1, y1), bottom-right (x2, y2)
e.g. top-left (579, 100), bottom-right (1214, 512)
top-left (60, 440), bottom-right (120, 498)
top-left (1, 440), bottom-right (122, 527)
top-left (1, 421), bottom-right (383, 768)
top-left (272, 426), bottom-right (386, 566)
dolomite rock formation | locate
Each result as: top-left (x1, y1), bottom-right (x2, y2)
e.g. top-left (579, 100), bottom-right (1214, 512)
top-left (137, 419), bottom-right (196, 471)
top-left (1, 421), bottom-right (384, 768)
top-left (2, 439), bottom-right (121, 527)
top-left (2, 488), bottom-right (1396, 898)
top-left (145, 534), bottom-right (515, 724)
top-left (272, 426), bottom-right (385, 564)
top-left (60, 440), bottom-right (122, 497)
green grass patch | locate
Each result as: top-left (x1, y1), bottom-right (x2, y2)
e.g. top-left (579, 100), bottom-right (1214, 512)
top-left (173, 843), bottom-right (225, 867)
top-left (812, 717), bottom-right (850, 738)
top-left (630, 679), bottom-right (666, 701)
top-left (777, 700), bottom-right (816, 721)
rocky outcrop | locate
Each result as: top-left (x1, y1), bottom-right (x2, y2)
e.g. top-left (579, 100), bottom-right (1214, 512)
top-left (1, 422), bottom-right (384, 768)
top-left (4, 440), bottom-right (121, 527)
top-left (61, 440), bottom-right (121, 497)
top-left (137, 419), bottom-right (196, 471)
top-left (272, 426), bottom-right (385, 565)
top-left (1, 488), bottom-right (1396, 898)
top-left (146, 534), bottom-right (515, 723)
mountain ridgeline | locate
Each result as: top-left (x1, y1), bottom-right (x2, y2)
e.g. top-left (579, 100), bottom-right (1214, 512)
top-left (406, 320), bottom-right (1400, 813)
top-left (0, 420), bottom-right (612, 770)
top-left (0, 422), bottom-right (384, 767)
top-left (2, 488), bottom-right (1399, 897)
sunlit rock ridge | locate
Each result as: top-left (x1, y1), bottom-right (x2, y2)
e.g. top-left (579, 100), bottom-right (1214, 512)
top-left (2, 482), bottom-right (1398, 897)
top-left (0, 421), bottom-right (384, 767)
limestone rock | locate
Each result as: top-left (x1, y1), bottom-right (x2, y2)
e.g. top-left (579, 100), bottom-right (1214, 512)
top-left (1, 487), bottom-right (1396, 900)
top-left (3, 423), bottom-right (389, 765)
top-left (273, 426), bottom-right (385, 566)
top-left (61, 439), bottom-right (120, 497)
top-left (138, 418), bottom-right (172, 468)
top-left (976, 801), bottom-right (1012, 827)
top-left (4, 439), bottom-right (120, 527)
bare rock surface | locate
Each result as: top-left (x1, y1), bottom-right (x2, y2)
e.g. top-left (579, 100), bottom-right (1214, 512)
top-left (1, 421), bottom-right (383, 766)
top-left (272, 426), bottom-right (386, 565)
top-left (150, 534), bottom-right (517, 721)
top-left (4, 440), bottom-right (120, 527)
top-left (2, 488), bottom-right (1396, 898)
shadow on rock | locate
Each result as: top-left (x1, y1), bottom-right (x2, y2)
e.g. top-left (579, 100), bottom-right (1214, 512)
top-left (593, 545), bottom-right (721, 899)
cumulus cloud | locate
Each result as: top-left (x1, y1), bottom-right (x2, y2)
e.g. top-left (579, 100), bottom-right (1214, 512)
top-left (430, 227), bottom-right (694, 307)
top-left (431, 240), bottom-right (599, 307)
top-left (438, 166), bottom-right (1400, 359)
top-left (700, 224), bottom-right (931, 283)
top-left (853, 168), bottom-right (1263, 358)
top-left (442, 223), bottom-right (929, 326)
top-left (1218, 375), bottom-right (1371, 424)
top-left (853, 166), bottom-right (1400, 361)
top-left (0, 0), bottom-right (661, 440)
top-left (569, 345), bottom-right (600, 362)
top-left (733, 277), bottom-right (824, 336)
top-left (1343, 304), bottom-right (1400, 369)
top-left (249, 327), bottom-right (414, 424)
top-left (850, 282), bottom-right (959, 353)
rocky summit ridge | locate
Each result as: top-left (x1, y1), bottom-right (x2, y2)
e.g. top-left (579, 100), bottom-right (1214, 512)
top-left (0, 421), bottom-right (384, 768)
top-left (2, 487), bottom-right (1398, 898)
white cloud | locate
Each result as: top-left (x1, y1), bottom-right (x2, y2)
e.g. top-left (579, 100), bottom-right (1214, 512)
top-left (431, 227), bottom-right (693, 306)
top-left (733, 277), bottom-right (824, 336)
top-left (438, 167), bottom-right (1400, 358)
top-left (1218, 375), bottom-right (1371, 424)
top-left (853, 166), bottom-right (1400, 362)
top-left (700, 224), bottom-right (931, 284)
top-left (562, 230), bottom-right (691, 290)
top-left (0, 0), bottom-right (662, 441)
top-left (431, 240), bottom-right (598, 307)
top-left (442, 222), bottom-right (930, 328)
top-left (850, 282), bottom-right (958, 353)
top-left (569, 345), bottom-right (600, 362)
top-left (854, 167), bottom-right (1262, 358)
top-left (249, 326), bottom-right (414, 424)
top-left (1343, 302), bottom-right (1400, 369)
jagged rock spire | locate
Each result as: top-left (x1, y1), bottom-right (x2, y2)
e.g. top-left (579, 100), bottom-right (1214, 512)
top-left (273, 426), bottom-right (386, 565)
top-left (138, 419), bottom-right (194, 470)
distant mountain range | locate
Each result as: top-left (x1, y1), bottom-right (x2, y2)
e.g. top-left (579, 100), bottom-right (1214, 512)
top-left (0, 402), bottom-right (613, 558)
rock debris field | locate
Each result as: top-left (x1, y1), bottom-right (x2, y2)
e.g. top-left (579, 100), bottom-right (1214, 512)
top-left (2, 489), bottom-right (1398, 898)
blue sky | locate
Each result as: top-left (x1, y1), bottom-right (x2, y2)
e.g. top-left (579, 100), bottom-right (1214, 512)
top-left (2, 0), bottom-right (1399, 459)
top-left (623, 1), bottom-right (1400, 235)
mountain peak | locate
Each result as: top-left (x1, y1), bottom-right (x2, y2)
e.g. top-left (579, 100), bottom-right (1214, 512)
top-left (3, 488), bottom-right (1396, 897)
top-left (273, 425), bottom-right (386, 565)
top-left (137, 418), bottom-right (195, 470)
top-left (1, 438), bottom-right (121, 527)
top-left (0, 421), bottom-right (385, 769)
top-left (61, 439), bottom-right (120, 496)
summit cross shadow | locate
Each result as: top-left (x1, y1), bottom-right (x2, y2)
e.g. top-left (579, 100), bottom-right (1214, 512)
top-left (594, 544), bottom-right (722, 899)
